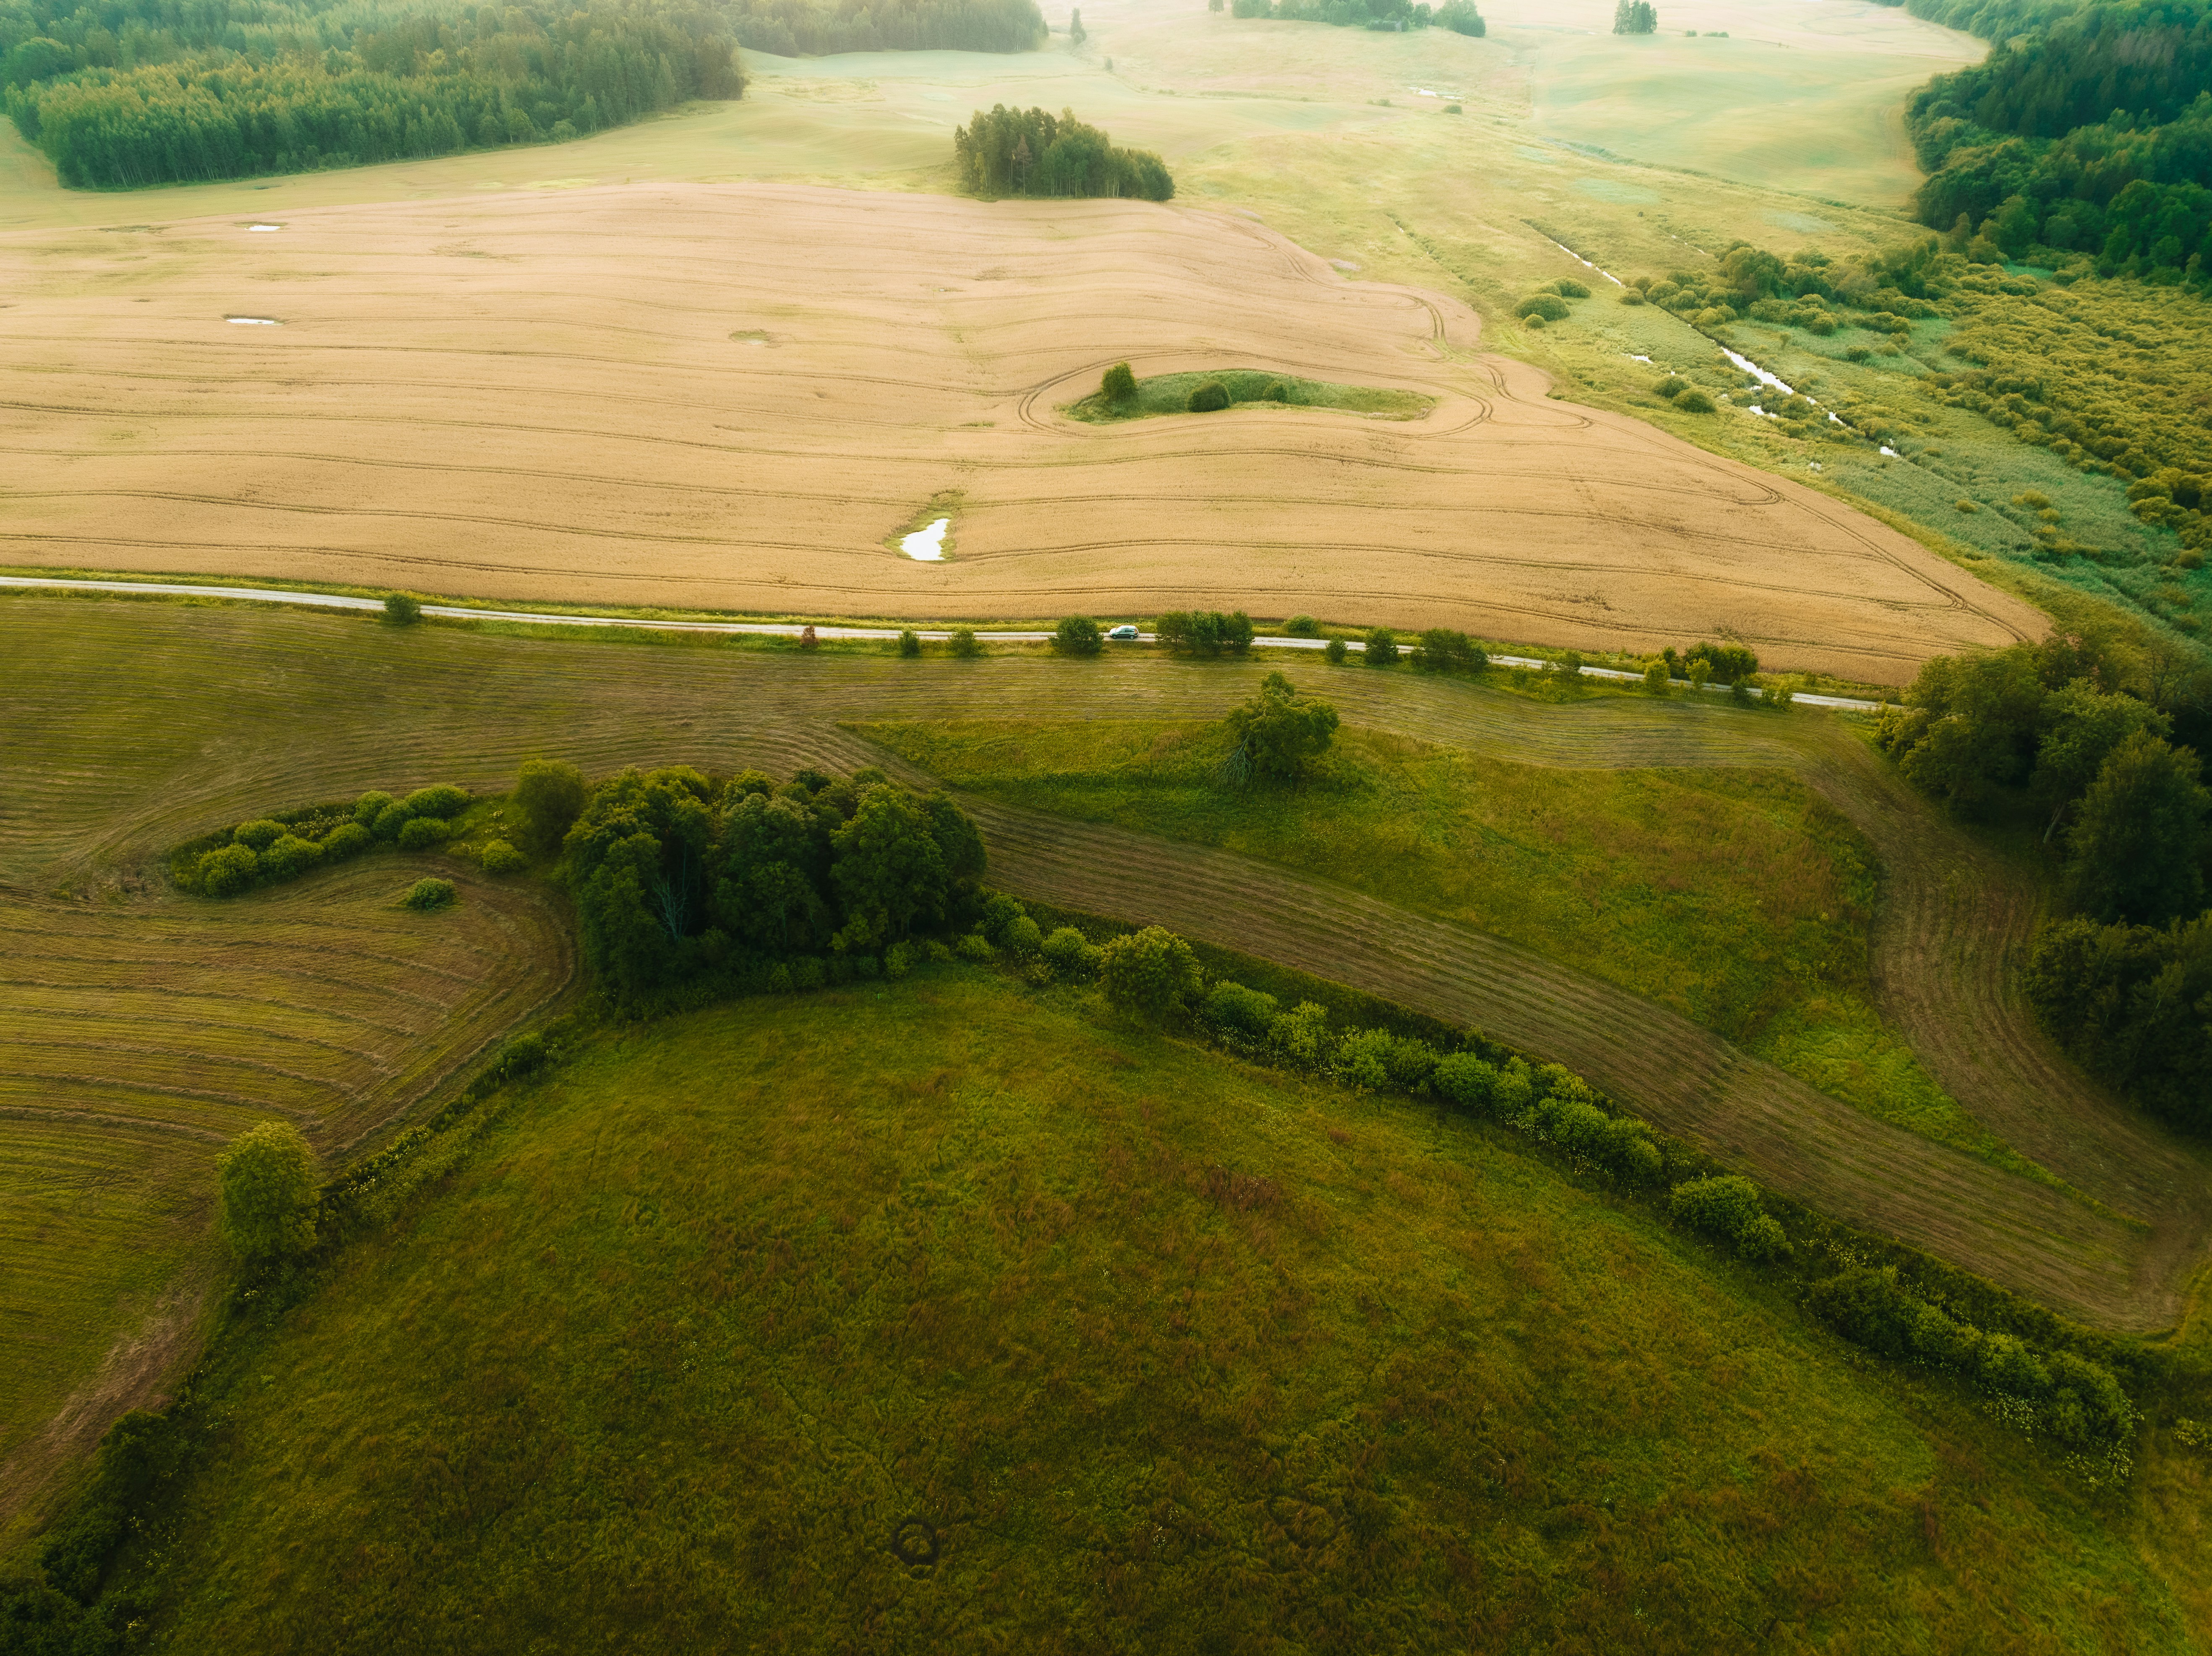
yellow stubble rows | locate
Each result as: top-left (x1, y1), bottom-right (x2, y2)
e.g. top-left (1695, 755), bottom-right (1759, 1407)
top-left (0, 181), bottom-right (2044, 681)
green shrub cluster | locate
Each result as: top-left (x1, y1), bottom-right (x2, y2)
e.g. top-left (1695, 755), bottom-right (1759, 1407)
top-left (2, 0), bottom-right (744, 190)
top-left (1054, 615), bottom-right (1103, 656)
top-left (173, 782), bottom-right (470, 897)
top-left (1667, 1174), bottom-right (1789, 1258)
top-left (1612, 0), bottom-right (1656, 31)
top-left (1811, 1265), bottom-right (2136, 1460)
top-left (2024, 911), bottom-right (2212, 1131)
top-left (725, 0), bottom-right (1046, 54)
top-left (1154, 609), bottom-right (1255, 655)
top-left (1229, 0), bottom-right (1479, 34)
top-left (1186, 378), bottom-right (1231, 412)
top-left (1409, 627), bottom-right (1487, 673)
top-left (953, 104), bottom-right (1172, 200)
top-left (561, 763), bottom-right (988, 1005)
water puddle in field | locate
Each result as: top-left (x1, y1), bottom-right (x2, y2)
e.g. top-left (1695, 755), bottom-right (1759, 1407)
top-left (226, 316), bottom-right (281, 325)
top-left (900, 518), bottom-right (949, 560)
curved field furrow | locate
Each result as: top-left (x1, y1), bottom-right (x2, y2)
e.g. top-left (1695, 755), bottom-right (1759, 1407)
top-left (0, 181), bottom-right (2045, 682)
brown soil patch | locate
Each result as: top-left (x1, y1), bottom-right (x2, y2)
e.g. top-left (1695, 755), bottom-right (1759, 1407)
top-left (0, 182), bottom-right (2044, 682)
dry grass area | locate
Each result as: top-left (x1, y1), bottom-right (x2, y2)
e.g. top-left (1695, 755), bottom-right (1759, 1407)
top-left (0, 183), bottom-right (2045, 681)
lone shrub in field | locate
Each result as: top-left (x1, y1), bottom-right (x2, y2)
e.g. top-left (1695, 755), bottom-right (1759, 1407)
top-left (217, 1120), bottom-right (317, 1267)
top-left (1284, 614), bottom-right (1319, 637)
top-left (1054, 616), bottom-right (1104, 656)
top-left (1101, 361), bottom-right (1137, 401)
top-left (1515, 292), bottom-right (1570, 322)
top-left (1675, 388), bottom-right (1716, 413)
top-left (1364, 627), bottom-right (1399, 666)
top-left (383, 592), bottom-right (422, 626)
top-left (397, 816), bottom-right (451, 850)
top-left (515, 759), bottom-right (588, 856)
top-left (1668, 1174), bottom-right (1788, 1259)
top-left (1324, 636), bottom-right (1349, 664)
top-left (1098, 925), bottom-right (1203, 1018)
top-left (1187, 379), bottom-right (1231, 413)
top-left (950, 628), bottom-right (983, 658)
top-left (1653, 375), bottom-right (1687, 398)
top-left (898, 629), bottom-right (923, 658)
top-left (1553, 278), bottom-right (1590, 298)
top-left (402, 877), bottom-right (456, 911)
top-left (1642, 660), bottom-right (1671, 695)
top-left (197, 843), bottom-right (259, 896)
top-left (480, 839), bottom-right (528, 875)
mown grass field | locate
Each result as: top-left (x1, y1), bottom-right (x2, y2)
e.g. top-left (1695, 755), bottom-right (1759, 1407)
top-left (118, 973), bottom-right (2210, 1651)
top-left (858, 715), bottom-right (2055, 1183)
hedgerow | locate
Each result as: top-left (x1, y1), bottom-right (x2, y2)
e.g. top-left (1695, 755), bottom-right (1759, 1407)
top-left (170, 784), bottom-right (471, 896)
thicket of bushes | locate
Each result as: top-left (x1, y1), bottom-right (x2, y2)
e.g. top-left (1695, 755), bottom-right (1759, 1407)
top-left (1155, 609), bottom-right (1255, 655)
top-left (2024, 911), bottom-right (2212, 1130)
top-left (561, 763), bottom-right (989, 1005)
top-left (171, 783), bottom-right (470, 896)
top-left (953, 104), bottom-right (1171, 200)
top-left (2, 0), bottom-right (741, 188)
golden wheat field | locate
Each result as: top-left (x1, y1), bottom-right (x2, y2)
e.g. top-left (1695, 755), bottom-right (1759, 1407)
top-left (0, 183), bottom-right (2043, 681)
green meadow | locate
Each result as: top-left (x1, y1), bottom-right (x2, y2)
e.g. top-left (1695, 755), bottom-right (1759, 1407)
top-left (116, 973), bottom-right (2206, 1651)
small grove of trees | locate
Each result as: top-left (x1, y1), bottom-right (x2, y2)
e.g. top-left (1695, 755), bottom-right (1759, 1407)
top-left (953, 104), bottom-right (1172, 200)
top-left (1220, 670), bottom-right (1339, 786)
top-left (562, 763), bottom-right (988, 1003)
top-left (1155, 609), bottom-right (1254, 655)
top-left (173, 783), bottom-right (470, 896)
top-left (2025, 911), bottom-right (2211, 1132)
top-left (1612, 0), bottom-right (1656, 32)
top-left (1229, 0), bottom-right (1482, 34)
top-left (723, 0), bottom-right (1047, 55)
top-left (1409, 628), bottom-right (1487, 673)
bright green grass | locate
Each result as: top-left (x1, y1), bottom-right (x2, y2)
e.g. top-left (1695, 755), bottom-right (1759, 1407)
top-left (858, 716), bottom-right (2063, 1185)
top-left (124, 974), bottom-right (2196, 1651)
top-left (1065, 369), bottom-right (1432, 422)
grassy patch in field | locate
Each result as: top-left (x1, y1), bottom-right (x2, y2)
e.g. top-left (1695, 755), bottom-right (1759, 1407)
top-left (858, 716), bottom-right (2058, 1184)
top-left (119, 974), bottom-right (2197, 1650)
top-left (1065, 369), bottom-right (1432, 422)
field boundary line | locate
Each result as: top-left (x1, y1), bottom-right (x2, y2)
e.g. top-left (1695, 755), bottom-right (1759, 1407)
top-left (0, 576), bottom-right (1885, 711)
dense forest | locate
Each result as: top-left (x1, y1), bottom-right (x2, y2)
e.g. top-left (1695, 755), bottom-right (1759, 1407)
top-left (723, 0), bottom-right (1043, 56)
top-left (1224, 0), bottom-right (1484, 35)
top-left (1900, 0), bottom-right (2212, 289)
top-left (1, 0), bottom-right (743, 186)
top-left (1876, 633), bottom-right (2212, 1130)
top-left (954, 103), bottom-right (1172, 199)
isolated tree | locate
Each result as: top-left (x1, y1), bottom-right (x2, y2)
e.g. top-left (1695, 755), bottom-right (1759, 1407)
top-left (898, 629), bottom-right (923, 657)
top-left (383, 592), bottom-right (421, 626)
top-left (217, 1120), bottom-right (318, 1267)
top-left (1070, 7), bottom-right (1086, 43)
top-left (514, 759), bottom-right (588, 856)
top-left (1098, 925), bottom-right (1203, 1018)
top-left (2065, 733), bottom-right (2210, 926)
top-left (1365, 626), bottom-right (1400, 665)
top-left (1102, 361), bottom-right (1137, 401)
top-left (1222, 671), bottom-right (1340, 785)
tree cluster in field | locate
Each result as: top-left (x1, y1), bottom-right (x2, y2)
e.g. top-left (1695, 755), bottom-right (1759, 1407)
top-left (2, 0), bottom-right (741, 189)
top-left (1112, 918), bottom-right (2141, 1463)
top-left (1513, 275), bottom-right (1590, 331)
top-left (1611, 0), bottom-right (1656, 32)
top-left (560, 762), bottom-right (990, 1005)
top-left (724, 0), bottom-right (1046, 55)
top-left (953, 103), bottom-right (1171, 199)
top-left (1880, 633), bottom-right (2212, 1130)
top-left (1903, 0), bottom-right (2212, 293)
top-left (172, 783), bottom-right (471, 896)
top-left (1227, 0), bottom-right (1482, 35)
top-left (1155, 609), bottom-right (1255, 655)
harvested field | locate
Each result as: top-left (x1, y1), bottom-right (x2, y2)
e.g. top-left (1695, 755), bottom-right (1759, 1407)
top-left (0, 183), bottom-right (2047, 682)
top-left (6, 598), bottom-right (2203, 1348)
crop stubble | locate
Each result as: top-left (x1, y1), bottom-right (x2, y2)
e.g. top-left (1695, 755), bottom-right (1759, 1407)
top-left (0, 182), bottom-right (2048, 682)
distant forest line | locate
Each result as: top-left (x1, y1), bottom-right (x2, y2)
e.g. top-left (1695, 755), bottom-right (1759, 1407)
top-left (1886, 0), bottom-right (2212, 292)
top-left (0, 0), bottom-right (1047, 188)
